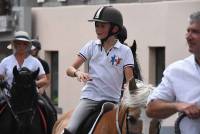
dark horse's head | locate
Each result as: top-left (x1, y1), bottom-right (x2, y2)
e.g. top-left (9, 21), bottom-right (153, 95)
top-left (5, 66), bottom-right (40, 134)
top-left (10, 66), bottom-right (39, 119)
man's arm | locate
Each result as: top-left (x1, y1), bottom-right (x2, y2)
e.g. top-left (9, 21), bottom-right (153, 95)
top-left (146, 100), bottom-right (177, 119)
top-left (146, 99), bottom-right (200, 119)
top-left (36, 74), bottom-right (48, 94)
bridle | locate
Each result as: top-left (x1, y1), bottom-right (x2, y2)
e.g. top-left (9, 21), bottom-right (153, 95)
top-left (7, 88), bottom-right (37, 132)
top-left (9, 70), bottom-right (38, 133)
top-left (0, 85), bottom-right (36, 134)
top-left (116, 104), bottom-right (134, 134)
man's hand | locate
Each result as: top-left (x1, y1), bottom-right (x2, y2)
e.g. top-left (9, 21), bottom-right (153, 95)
top-left (175, 102), bottom-right (200, 119)
top-left (37, 87), bottom-right (45, 95)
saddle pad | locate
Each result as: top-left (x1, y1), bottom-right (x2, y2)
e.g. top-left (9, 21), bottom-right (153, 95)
top-left (88, 102), bottom-right (116, 134)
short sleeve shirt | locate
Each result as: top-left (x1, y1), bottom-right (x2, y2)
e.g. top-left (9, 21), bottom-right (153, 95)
top-left (78, 40), bottom-right (134, 102)
top-left (38, 58), bottom-right (50, 75)
top-left (147, 55), bottom-right (200, 134)
top-left (0, 54), bottom-right (45, 87)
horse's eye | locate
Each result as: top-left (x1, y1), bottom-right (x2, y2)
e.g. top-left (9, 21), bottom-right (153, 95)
top-left (127, 115), bottom-right (136, 123)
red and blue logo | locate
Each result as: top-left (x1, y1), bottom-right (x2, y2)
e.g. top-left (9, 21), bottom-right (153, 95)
top-left (111, 55), bottom-right (122, 65)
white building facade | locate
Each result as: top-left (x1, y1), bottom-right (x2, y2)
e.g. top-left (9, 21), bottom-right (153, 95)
top-left (32, 0), bottom-right (200, 112)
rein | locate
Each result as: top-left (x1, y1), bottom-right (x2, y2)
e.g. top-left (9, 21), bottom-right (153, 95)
top-left (116, 105), bottom-right (122, 134)
top-left (116, 104), bottom-right (129, 134)
top-left (16, 108), bottom-right (33, 115)
top-left (0, 84), bottom-right (22, 125)
top-left (174, 113), bottom-right (186, 134)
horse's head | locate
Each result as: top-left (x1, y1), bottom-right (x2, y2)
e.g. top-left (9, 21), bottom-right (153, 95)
top-left (11, 66), bottom-right (39, 112)
top-left (12, 66), bottom-right (39, 87)
top-left (120, 80), bottom-right (154, 134)
top-left (125, 80), bottom-right (153, 108)
top-left (0, 66), bottom-right (45, 134)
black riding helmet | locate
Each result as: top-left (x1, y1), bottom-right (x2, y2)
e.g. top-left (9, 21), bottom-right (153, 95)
top-left (89, 6), bottom-right (123, 29)
top-left (89, 6), bottom-right (123, 44)
top-left (31, 39), bottom-right (41, 50)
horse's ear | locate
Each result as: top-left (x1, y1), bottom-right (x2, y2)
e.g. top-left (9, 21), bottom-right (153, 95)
top-left (130, 40), bottom-right (137, 55)
top-left (32, 68), bottom-right (40, 80)
top-left (129, 78), bottom-right (138, 93)
top-left (13, 66), bottom-right (19, 77)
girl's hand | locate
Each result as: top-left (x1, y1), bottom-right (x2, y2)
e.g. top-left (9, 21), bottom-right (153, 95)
top-left (75, 71), bottom-right (92, 83)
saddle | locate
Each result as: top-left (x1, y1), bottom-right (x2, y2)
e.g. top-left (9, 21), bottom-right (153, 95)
top-left (77, 102), bottom-right (115, 134)
top-left (37, 95), bottom-right (57, 134)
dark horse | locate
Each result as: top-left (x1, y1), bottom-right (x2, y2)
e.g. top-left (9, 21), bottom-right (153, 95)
top-left (0, 66), bottom-right (51, 134)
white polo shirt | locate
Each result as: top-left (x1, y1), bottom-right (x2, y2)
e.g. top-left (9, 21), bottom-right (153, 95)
top-left (78, 39), bottom-right (134, 102)
top-left (147, 55), bottom-right (200, 134)
top-left (0, 54), bottom-right (45, 87)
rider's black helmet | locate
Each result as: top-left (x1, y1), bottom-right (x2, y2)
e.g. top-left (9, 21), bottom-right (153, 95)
top-left (31, 39), bottom-right (41, 50)
top-left (89, 6), bottom-right (123, 29)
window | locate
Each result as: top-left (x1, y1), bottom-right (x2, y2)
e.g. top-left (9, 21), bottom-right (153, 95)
top-left (37, 0), bottom-right (45, 3)
top-left (50, 51), bottom-right (58, 105)
top-left (149, 47), bottom-right (165, 86)
top-left (0, 0), bottom-right (11, 15)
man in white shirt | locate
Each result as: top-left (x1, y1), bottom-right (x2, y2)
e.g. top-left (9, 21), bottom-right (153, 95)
top-left (146, 11), bottom-right (200, 134)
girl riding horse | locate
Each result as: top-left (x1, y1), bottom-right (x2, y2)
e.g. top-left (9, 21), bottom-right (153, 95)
top-left (64, 6), bottom-right (134, 134)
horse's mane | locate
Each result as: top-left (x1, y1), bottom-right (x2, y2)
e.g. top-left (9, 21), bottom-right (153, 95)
top-left (122, 80), bottom-right (153, 108)
top-left (19, 67), bottom-right (32, 74)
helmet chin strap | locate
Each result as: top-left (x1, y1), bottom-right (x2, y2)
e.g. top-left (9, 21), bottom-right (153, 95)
top-left (101, 24), bottom-right (118, 45)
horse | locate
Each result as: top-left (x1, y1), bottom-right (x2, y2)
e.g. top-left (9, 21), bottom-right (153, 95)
top-left (52, 79), bottom-right (153, 134)
top-left (0, 66), bottom-right (51, 134)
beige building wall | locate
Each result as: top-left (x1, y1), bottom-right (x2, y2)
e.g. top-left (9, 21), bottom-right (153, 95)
top-left (32, 0), bottom-right (200, 112)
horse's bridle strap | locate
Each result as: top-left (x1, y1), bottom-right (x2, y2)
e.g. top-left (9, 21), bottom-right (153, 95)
top-left (116, 105), bottom-right (122, 134)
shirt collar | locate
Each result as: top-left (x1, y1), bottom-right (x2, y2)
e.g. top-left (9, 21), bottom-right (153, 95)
top-left (95, 39), bottom-right (122, 49)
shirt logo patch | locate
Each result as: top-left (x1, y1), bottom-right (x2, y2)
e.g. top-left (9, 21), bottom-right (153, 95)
top-left (111, 55), bottom-right (122, 65)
